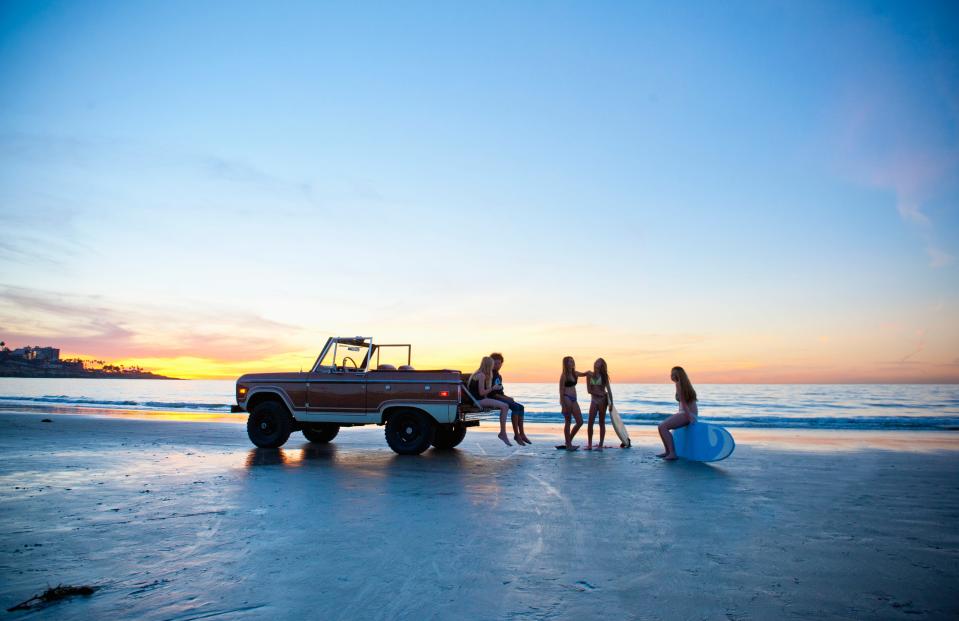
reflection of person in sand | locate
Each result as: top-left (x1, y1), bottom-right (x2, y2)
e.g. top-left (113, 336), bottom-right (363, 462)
top-left (488, 352), bottom-right (530, 445)
top-left (585, 358), bottom-right (611, 451)
top-left (468, 356), bottom-right (513, 447)
top-left (657, 366), bottom-right (699, 460)
top-left (558, 356), bottom-right (587, 450)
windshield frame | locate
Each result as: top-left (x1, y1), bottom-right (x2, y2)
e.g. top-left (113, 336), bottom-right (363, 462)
top-left (311, 337), bottom-right (373, 373)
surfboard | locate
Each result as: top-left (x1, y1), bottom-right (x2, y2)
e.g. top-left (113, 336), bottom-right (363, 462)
top-left (672, 422), bottom-right (735, 462)
top-left (608, 402), bottom-right (631, 448)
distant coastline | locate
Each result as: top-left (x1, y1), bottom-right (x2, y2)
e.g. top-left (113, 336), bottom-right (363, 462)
top-left (0, 344), bottom-right (178, 380)
top-left (0, 368), bottom-right (178, 380)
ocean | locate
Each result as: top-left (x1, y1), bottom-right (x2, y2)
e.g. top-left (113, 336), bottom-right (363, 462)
top-left (0, 378), bottom-right (957, 431)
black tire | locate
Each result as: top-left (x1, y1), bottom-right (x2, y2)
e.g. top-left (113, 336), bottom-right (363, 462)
top-left (246, 400), bottom-right (293, 448)
top-left (302, 424), bottom-right (340, 444)
top-left (385, 409), bottom-right (434, 455)
top-left (431, 424), bottom-right (467, 450)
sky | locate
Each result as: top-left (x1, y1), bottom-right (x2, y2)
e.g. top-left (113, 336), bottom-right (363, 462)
top-left (0, 0), bottom-right (957, 382)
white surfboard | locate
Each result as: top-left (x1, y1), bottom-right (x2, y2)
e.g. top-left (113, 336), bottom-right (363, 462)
top-left (609, 403), bottom-right (631, 447)
top-left (672, 422), bottom-right (735, 462)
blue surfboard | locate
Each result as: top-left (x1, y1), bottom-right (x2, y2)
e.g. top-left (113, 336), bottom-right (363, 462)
top-left (672, 422), bottom-right (735, 462)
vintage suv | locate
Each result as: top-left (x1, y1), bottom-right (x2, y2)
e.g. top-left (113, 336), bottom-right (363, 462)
top-left (232, 336), bottom-right (488, 455)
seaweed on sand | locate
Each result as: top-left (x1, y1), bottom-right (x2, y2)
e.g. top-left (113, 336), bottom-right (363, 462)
top-left (7, 584), bottom-right (98, 612)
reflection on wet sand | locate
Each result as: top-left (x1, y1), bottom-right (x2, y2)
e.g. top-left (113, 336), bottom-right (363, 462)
top-left (0, 402), bottom-right (242, 424)
top-left (245, 445), bottom-right (339, 468)
top-left (243, 442), bottom-right (513, 506)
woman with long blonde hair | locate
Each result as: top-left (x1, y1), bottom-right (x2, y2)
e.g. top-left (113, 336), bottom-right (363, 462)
top-left (585, 358), bottom-right (611, 450)
top-left (469, 356), bottom-right (512, 447)
top-left (657, 366), bottom-right (699, 460)
top-left (558, 356), bottom-right (587, 450)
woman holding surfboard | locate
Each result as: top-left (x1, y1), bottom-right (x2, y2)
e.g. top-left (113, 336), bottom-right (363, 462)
top-left (585, 358), bottom-right (611, 450)
top-left (558, 356), bottom-right (586, 450)
top-left (657, 366), bottom-right (699, 460)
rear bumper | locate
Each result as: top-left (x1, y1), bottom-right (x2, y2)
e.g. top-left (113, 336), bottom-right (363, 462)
top-left (231, 405), bottom-right (244, 413)
top-left (459, 410), bottom-right (483, 427)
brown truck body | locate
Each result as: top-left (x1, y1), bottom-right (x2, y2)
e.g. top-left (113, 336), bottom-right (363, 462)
top-left (234, 336), bottom-right (487, 454)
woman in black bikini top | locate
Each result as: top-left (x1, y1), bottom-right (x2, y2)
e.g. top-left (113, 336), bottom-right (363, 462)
top-left (558, 356), bottom-right (586, 449)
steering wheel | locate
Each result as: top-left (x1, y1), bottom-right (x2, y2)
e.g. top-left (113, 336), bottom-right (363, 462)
top-left (341, 356), bottom-right (358, 370)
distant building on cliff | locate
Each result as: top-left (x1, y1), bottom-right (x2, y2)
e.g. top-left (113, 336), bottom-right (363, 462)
top-left (0, 342), bottom-right (172, 379)
top-left (10, 346), bottom-right (60, 361)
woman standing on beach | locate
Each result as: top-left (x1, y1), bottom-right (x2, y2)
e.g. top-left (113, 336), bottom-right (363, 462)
top-left (657, 366), bottom-right (699, 460)
top-left (585, 358), bottom-right (611, 451)
top-left (559, 356), bottom-right (586, 450)
top-left (469, 356), bottom-right (513, 447)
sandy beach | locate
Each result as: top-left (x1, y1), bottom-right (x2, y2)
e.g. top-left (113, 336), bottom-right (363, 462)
top-left (1, 411), bottom-right (957, 620)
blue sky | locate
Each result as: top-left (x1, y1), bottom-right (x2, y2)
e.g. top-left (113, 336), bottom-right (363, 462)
top-left (0, 0), bottom-right (957, 381)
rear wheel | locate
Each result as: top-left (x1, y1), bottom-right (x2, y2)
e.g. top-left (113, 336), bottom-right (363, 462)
top-left (431, 423), bottom-right (467, 450)
top-left (302, 424), bottom-right (340, 444)
top-left (247, 400), bottom-right (293, 448)
top-left (385, 409), bottom-right (434, 455)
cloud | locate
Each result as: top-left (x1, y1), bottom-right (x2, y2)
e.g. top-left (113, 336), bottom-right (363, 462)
top-left (0, 284), bottom-right (307, 362)
top-left (898, 329), bottom-right (926, 364)
top-left (927, 246), bottom-right (954, 268)
top-left (829, 20), bottom-right (958, 269)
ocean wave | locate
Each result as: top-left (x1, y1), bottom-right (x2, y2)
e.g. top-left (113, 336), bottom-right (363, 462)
top-left (0, 395), bottom-right (231, 411)
top-left (1, 388), bottom-right (957, 430)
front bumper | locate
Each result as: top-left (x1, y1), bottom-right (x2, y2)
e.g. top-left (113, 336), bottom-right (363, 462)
top-left (231, 405), bottom-right (244, 413)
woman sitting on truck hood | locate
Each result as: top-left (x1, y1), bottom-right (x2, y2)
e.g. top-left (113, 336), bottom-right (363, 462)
top-left (469, 356), bottom-right (512, 447)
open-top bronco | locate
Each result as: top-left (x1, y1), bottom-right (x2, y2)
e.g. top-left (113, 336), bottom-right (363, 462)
top-left (232, 336), bottom-right (491, 454)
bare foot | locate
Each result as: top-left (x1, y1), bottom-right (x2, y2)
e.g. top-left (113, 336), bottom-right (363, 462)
top-left (663, 454), bottom-right (678, 461)
top-left (514, 434), bottom-right (524, 445)
top-left (656, 452), bottom-right (668, 458)
top-left (596, 445), bottom-right (604, 451)
top-left (585, 446), bottom-right (593, 451)
top-left (521, 435), bottom-right (532, 444)
top-left (498, 432), bottom-right (512, 447)
top-left (567, 444), bottom-right (580, 451)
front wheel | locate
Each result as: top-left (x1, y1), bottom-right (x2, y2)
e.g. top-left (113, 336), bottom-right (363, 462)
top-left (385, 410), bottom-right (434, 455)
top-left (247, 401), bottom-right (293, 448)
top-left (431, 424), bottom-right (467, 450)
top-left (302, 424), bottom-right (340, 444)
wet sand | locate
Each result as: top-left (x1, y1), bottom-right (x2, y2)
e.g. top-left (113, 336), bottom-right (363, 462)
top-left (1, 412), bottom-right (958, 620)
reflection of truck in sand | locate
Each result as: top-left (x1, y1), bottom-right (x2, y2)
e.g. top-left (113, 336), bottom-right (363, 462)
top-left (232, 336), bottom-right (489, 455)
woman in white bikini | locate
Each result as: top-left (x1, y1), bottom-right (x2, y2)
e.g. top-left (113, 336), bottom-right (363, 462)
top-left (585, 358), bottom-right (611, 451)
top-left (657, 366), bottom-right (699, 460)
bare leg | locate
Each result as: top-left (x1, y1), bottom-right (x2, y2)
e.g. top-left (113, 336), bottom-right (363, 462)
top-left (567, 401), bottom-right (583, 448)
top-left (518, 412), bottom-right (531, 444)
top-left (586, 400), bottom-right (598, 449)
top-left (480, 399), bottom-right (512, 446)
top-left (496, 402), bottom-right (512, 446)
top-left (658, 412), bottom-right (689, 459)
top-left (597, 402), bottom-right (607, 450)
